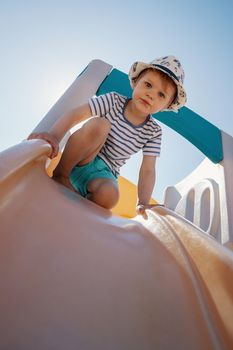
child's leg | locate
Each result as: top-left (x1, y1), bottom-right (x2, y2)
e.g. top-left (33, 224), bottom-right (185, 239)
top-left (53, 117), bottom-right (110, 189)
top-left (86, 178), bottom-right (119, 209)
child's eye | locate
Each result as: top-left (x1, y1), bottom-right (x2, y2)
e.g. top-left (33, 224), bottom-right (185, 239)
top-left (158, 92), bottom-right (165, 98)
top-left (145, 81), bottom-right (152, 88)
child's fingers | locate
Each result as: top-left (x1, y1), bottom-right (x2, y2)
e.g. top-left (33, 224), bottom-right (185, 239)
top-left (28, 134), bottom-right (57, 159)
top-left (27, 133), bottom-right (40, 140)
top-left (48, 142), bottom-right (59, 159)
top-left (27, 133), bottom-right (59, 159)
top-left (136, 204), bottom-right (165, 216)
top-left (136, 205), bottom-right (146, 215)
top-left (40, 137), bottom-right (59, 158)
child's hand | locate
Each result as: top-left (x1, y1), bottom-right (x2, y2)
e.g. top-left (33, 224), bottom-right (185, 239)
top-left (136, 204), bottom-right (164, 218)
top-left (27, 132), bottom-right (59, 159)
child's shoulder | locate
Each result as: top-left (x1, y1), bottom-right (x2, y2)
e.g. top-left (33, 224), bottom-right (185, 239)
top-left (101, 91), bottom-right (128, 108)
top-left (146, 116), bottom-right (162, 134)
top-left (107, 91), bottom-right (127, 101)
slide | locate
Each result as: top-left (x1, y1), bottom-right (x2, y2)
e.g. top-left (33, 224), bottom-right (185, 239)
top-left (0, 139), bottom-right (233, 350)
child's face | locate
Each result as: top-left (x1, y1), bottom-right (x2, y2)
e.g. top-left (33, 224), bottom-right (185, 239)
top-left (132, 69), bottom-right (177, 116)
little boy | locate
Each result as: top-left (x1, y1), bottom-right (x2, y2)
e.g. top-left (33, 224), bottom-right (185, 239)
top-left (28, 55), bottom-right (187, 215)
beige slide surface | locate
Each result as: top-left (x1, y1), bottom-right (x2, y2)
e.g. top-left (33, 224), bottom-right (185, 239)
top-left (1, 140), bottom-right (233, 350)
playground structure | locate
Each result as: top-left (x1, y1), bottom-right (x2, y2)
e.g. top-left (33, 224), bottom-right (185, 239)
top-left (0, 60), bottom-right (233, 349)
top-left (31, 59), bottom-right (233, 245)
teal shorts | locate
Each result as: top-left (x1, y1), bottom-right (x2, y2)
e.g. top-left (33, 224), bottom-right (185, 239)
top-left (69, 156), bottom-right (118, 198)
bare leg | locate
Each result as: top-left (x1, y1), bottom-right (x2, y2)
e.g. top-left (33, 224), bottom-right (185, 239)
top-left (87, 178), bottom-right (119, 209)
top-left (53, 117), bottom-right (111, 191)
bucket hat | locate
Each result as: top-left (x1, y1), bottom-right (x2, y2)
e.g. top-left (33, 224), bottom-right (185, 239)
top-left (129, 55), bottom-right (187, 111)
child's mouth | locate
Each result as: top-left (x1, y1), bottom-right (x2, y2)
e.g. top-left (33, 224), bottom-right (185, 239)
top-left (140, 98), bottom-right (150, 107)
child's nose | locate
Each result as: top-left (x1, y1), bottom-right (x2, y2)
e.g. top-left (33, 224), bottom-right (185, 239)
top-left (146, 92), bottom-right (154, 100)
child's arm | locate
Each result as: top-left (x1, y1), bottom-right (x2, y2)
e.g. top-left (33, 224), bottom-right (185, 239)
top-left (136, 155), bottom-right (163, 216)
top-left (27, 103), bottom-right (92, 158)
top-left (137, 155), bottom-right (156, 205)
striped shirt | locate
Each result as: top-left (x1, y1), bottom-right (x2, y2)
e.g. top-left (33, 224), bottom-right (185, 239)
top-left (88, 92), bottom-right (162, 177)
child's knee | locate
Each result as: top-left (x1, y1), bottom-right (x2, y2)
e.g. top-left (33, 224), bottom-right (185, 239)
top-left (84, 117), bottom-right (111, 139)
top-left (101, 183), bottom-right (119, 204)
top-left (88, 180), bottom-right (119, 209)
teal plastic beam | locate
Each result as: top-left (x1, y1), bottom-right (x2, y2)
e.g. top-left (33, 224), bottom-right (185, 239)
top-left (97, 68), bottom-right (223, 164)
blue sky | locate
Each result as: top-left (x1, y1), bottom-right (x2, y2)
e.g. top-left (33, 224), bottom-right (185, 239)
top-left (1, 0), bottom-right (233, 201)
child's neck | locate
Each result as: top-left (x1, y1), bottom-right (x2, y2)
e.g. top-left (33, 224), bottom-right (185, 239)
top-left (124, 100), bottom-right (149, 126)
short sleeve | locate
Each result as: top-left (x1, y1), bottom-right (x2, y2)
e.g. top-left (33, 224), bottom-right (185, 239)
top-left (88, 92), bottom-right (116, 117)
top-left (142, 127), bottom-right (162, 157)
